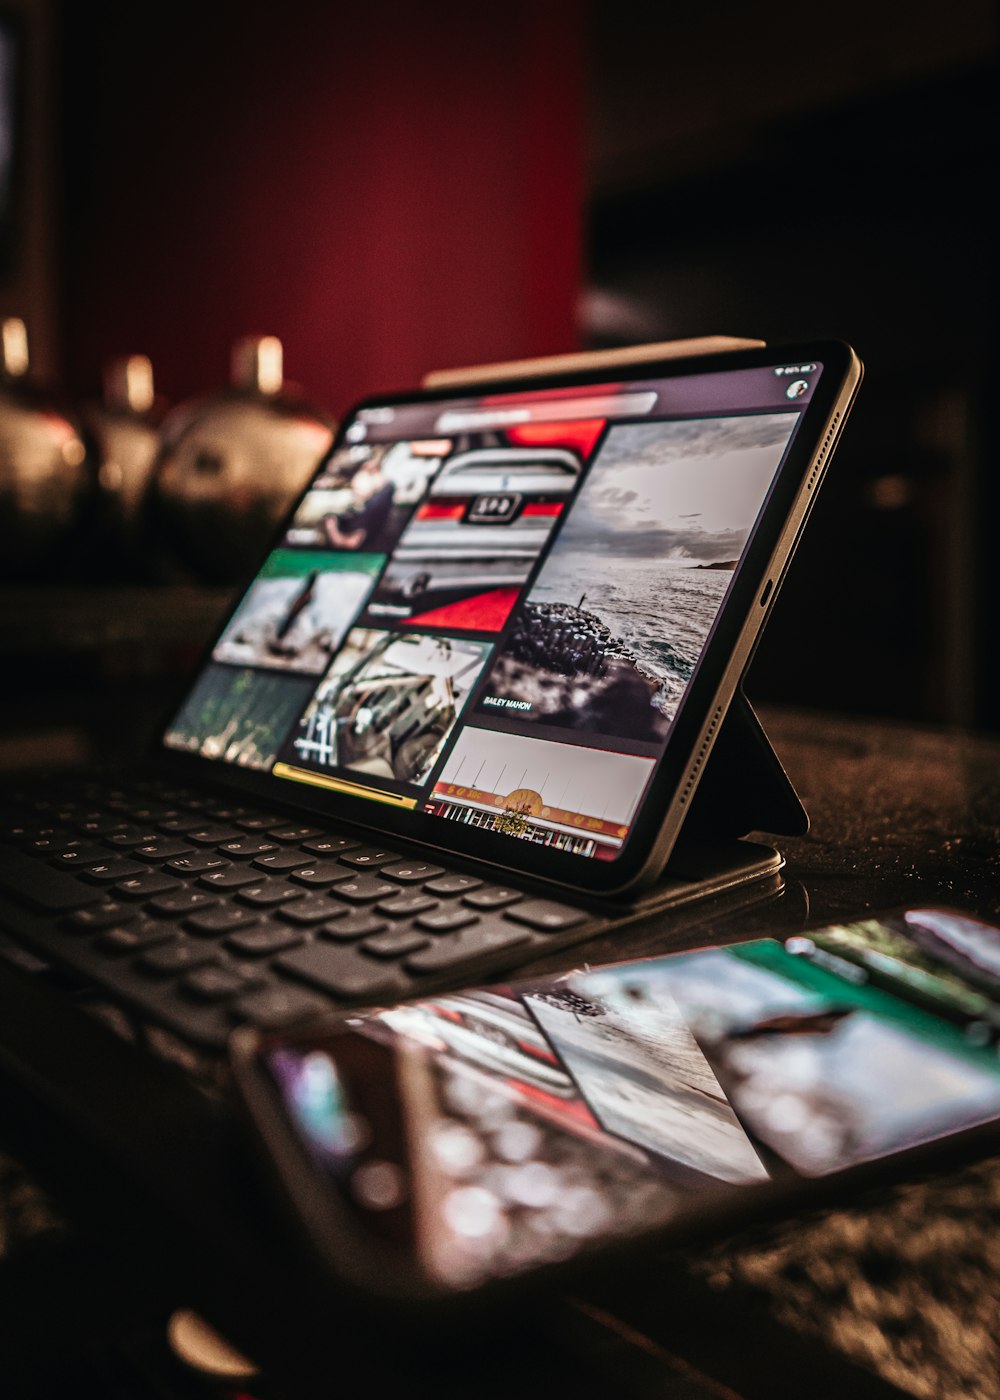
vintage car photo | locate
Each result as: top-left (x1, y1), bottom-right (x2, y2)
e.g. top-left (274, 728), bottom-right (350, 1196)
top-left (367, 445), bottom-right (582, 631)
top-left (288, 628), bottom-right (490, 788)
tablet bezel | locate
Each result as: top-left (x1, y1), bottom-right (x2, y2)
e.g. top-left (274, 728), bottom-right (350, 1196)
top-left (151, 339), bottom-right (862, 896)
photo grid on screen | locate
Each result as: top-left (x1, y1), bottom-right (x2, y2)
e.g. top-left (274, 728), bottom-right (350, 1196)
top-left (164, 376), bottom-right (802, 862)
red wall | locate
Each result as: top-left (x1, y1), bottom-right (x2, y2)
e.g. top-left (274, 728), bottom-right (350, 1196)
top-left (60, 1), bottom-right (584, 418)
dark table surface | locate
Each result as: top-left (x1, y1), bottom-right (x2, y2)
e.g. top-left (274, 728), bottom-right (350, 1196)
top-left (2, 703), bottom-right (999, 1400)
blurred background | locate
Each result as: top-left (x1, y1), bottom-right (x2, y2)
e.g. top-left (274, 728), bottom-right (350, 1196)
top-left (0, 0), bottom-right (996, 776)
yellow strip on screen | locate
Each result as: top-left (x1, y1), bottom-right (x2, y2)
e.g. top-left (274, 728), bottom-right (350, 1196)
top-left (272, 763), bottom-right (418, 810)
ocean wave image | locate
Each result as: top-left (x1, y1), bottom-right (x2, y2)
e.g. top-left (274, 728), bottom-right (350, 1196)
top-left (479, 560), bottom-right (730, 742)
top-left (534, 554), bottom-right (731, 709)
top-left (475, 412), bottom-right (791, 743)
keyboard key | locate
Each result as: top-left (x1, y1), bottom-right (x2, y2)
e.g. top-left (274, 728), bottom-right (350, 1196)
top-left (362, 929), bottom-right (431, 959)
top-left (233, 985), bottom-right (329, 1030)
top-left (81, 857), bottom-right (151, 884)
top-left (331, 875), bottom-right (397, 904)
top-left (201, 805), bottom-right (247, 822)
top-left (218, 837), bottom-right (279, 859)
top-left (105, 828), bottom-right (159, 849)
top-left (424, 874), bottom-right (484, 896)
top-left (376, 893), bottom-right (438, 918)
top-left (236, 880), bottom-right (303, 908)
top-left (0, 848), bottom-right (103, 912)
top-left (236, 813), bottom-right (283, 832)
top-left (26, 831), bottom-right (77, 855)
top-left (226, 924), bottom-right (305, 957)
top-left (187, 826), bottom-right (242, 846)
top-left (14, 821), bottom-right (59, 840)
top-left (52, 844), bottom-right (112, 868)
top-left (167, 854), bottom-right (232, 876)
top-left (320, 913), bottom-right (386, 942)
top-left (148, 788), bottom-right (196, 806)
top-left (504, 900), bottom-right (588, 932)
top-left (95, 922), bottom-right (177, 955)
top-left (405, 924), bottom-right (531, 974)
top-left (157, 815), bottom-right (203, 835)
top-left (380, 861), bottom-right (445, 884)
top-left (127, 805), bottom-right (174, 823)
top-left (133, 839), bottom-right (196, 862)
top-left (2, 822), bottom-right (43, 842)
top-left (277, 944), bottom-right (411, 1001)
top-left (339, 847), bottom-right (400, 869)
top-left (463, 886), bottom-right (523, 910)
top-left (267, 825), bottom-right (324, 843)
top-left (146, 785), bottom-right (195, 803)
top-left (76, 817), bottom-right (130, 837)
top-left (137, 941), bottom-right (217, 977)
top-left (289, 863), bottom-right (353, 888)
top-left (301, 836), bottom-right (360, 857)
top-left (198, 866), bottom-right (259, 891)
top-left (181, 965), bottom-right (264, 1003)
top-left (278, 898), bottom-right (339, 926)
top-left (114, 871), bottom-right (183, 899)
top-left (64, 901), bottom-right (134, 932)
top-left (185, 905), bottom-right (260, 936)
top-left (415, 908), bottom-right (480, 935)
top-left (148, 889), bottom-right (219, 916)
top-left (251, 850), bottom-right (313, 874)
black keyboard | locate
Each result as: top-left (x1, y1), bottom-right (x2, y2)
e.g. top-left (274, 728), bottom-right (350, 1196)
top-left (0, 774), bottom-right (607, 1050)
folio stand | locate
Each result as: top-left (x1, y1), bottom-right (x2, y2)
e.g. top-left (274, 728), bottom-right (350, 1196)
top-left (423, 336), bottom-right (808, 919)
top-left (627, 685), bottom-right (808, 920)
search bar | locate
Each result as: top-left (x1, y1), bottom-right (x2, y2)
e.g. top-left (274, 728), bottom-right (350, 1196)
top-left (435, 391), bottom-right (657, 434)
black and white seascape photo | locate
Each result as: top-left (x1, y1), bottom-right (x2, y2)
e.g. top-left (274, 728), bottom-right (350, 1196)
top-left (477, 413), bottom-right (798, 742)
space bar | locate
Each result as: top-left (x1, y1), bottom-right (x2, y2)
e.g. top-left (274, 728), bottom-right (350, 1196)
top-left (0, 849), bottom-right (103, 912)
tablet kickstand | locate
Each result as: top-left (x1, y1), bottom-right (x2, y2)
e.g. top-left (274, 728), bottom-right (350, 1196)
top-left (680, 686), bottom-right (808, 843)
top-left (611, 689), bottom-right (808, 920)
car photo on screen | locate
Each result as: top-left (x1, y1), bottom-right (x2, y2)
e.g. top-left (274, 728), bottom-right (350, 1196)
top-left (366, 445), bottom-right (582, 633)
top-left (287, 628), bottom-right (491, 789)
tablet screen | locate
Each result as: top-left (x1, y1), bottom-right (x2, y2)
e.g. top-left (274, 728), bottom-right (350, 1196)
top-left (163, 355), bottom-right (824, 864)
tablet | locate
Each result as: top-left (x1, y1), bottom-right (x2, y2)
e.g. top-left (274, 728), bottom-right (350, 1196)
top-left (160, 340), bottom-right (862, 895)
